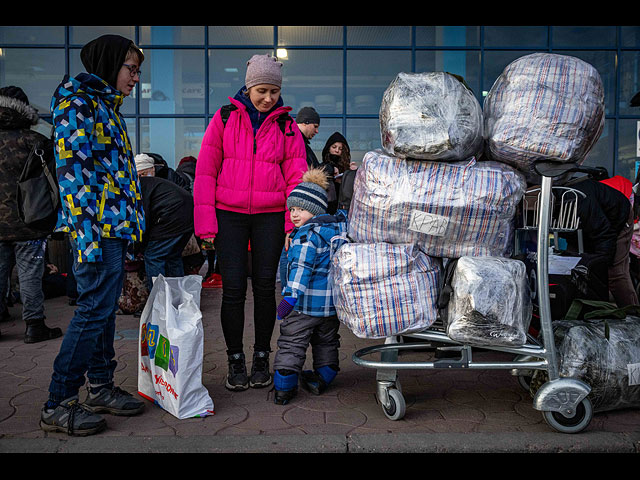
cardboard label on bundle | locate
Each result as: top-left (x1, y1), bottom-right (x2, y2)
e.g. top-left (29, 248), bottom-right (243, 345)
top-left (628, 363), bottom-right (640, 386)
top-left (408, 210), bottom-right (449, 237)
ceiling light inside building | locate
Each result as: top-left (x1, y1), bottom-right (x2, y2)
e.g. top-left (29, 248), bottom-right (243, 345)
top-left (277, 48), bottom-right (288, 59)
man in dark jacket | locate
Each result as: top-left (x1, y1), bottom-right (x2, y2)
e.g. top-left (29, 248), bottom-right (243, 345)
top-left (0, 86), bottom-right (62, 343)
top-left (136, 160), bottom-right (195, 292)
top-left (565, 176), bottom-right (638, 307)
top-left (295, 106), bottom-right (321, 169)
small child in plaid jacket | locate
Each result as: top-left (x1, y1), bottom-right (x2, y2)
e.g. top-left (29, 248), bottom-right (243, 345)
top-left (273, 168), bottom-right (348, 405)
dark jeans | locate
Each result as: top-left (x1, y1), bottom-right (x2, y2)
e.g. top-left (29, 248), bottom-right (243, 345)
top-left (215, 209), bottom-right (285, 355)
top-left (143, 232), bottom-right (192, 292)
top-left (0, 238), bottom-right (46, 324)
top-left (48, 238), bottom-right (127, 402)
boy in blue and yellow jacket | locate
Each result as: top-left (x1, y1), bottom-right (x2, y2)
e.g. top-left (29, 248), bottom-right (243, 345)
top-left (42, 35), bottom-right (147, 437)
top-left (273, 168), bottom-right (348, 404)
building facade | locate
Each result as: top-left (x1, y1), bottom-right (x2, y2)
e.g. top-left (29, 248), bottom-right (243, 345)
top-left (1, 25), bottom-right (639, 180)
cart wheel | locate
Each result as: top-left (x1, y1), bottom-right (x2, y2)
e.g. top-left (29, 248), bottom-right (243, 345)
top-left (382, 389), bottom-right (406, 421)
top-left (542, 397), bottom-right (593, 434)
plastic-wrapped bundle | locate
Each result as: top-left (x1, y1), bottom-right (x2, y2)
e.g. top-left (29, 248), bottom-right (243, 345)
top-left (380, 72), bottom-right (483, 161)
top-left (484, 53), bottom-right (605, 179)
top-left (330, 242), bottom-right (440, 339)
top-left (532, 318), bottom-right (640, 413)
top-left (446, 256), bottom-right (532, 346)
top-left (347, 150), bottom-right (526, 258)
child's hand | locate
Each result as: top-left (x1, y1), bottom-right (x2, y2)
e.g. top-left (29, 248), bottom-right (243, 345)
top-left (284, 233), bottom-right (292, 251)
top-left (277, 296), bottom-right (296, 320)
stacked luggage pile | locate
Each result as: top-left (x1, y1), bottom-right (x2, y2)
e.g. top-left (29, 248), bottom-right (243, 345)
top-left (330, 53), bottom-right (640, 415)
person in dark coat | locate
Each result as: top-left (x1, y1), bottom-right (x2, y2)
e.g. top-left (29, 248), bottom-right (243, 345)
top-left (0, 86), bottom-right (62, 343)
top-left (295, 106), bottom-right (321, 169)
top-left (136, 157), bottom-right (195, 292)
top-left (563, 176), bottom-right (638, 307)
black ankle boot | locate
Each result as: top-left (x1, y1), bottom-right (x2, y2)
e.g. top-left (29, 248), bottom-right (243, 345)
top-left (24, 321), bottom-right (63, 344)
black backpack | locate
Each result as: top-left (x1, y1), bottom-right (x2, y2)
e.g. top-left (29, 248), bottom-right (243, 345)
top-left (219, 103), bottom-right (296, 137)
top-left (16, 137), bottom-right (59, 232)
top-left (16, 92), bottom-right (97, 232)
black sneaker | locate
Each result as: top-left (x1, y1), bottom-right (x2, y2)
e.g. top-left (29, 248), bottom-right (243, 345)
top-left (249, 350), bottom-right (272, 388)
top-left (84, 385), bottom-right (145, 416)
top-left (226, 353), bottom-right (249, 391)
top-left (40, 396), bottom-right (107, 436)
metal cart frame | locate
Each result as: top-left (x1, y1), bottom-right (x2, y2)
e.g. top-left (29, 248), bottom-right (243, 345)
top-left (351, 162), bottom-right (595, 433)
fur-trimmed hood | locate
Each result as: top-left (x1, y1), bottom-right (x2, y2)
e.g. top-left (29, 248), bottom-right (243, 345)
top-left (0, 94), bottom-right (39, 130)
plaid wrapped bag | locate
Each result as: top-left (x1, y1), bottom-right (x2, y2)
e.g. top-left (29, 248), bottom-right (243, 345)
top-left (347, 150), bottom-right (526, 259)
top-left (484, 53), bottom-right (605, 180)
top-left (330, 242), bottom-right (441, 338)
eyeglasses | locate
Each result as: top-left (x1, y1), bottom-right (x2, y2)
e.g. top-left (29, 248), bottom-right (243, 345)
top-left (122, 64), bottom-right (142, 79)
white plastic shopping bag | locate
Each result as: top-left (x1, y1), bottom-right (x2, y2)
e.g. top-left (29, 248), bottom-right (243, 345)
top-left (138, 274), bottom-right (214, 419)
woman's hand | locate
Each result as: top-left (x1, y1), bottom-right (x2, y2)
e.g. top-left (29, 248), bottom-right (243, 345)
top-left (201, 237), bottom-right (216, 250)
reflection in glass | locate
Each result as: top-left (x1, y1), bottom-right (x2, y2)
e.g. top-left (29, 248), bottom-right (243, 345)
top-left (70, 26), bottom-right (135, 45)
top-left (415, 26), bottom-right (480, 46)
top-left (140, 26), bottom-right (204, 45)
top-left (208, 26), bottom-right (274, 46)
top-left (0, 48), bottom-right (66, 114)
top-left (415, 50), bottom-right (481, 101)
top-left (140, 118), bottom-right (206, 168)
top-left (347, 26), bottom-right (410, 46)
top-left (552, 26), bottom-right (616, 47)
top-left (278, 26), bottom-right (342, 46)
top-left (347, 50), bottom-right (411, 115)
top-left (281, 49), bottom-right (343, 114)
top-left (617, 119), bottom-right (640, 181)
top-left (346, 118), bottom-right (381, 162)
top-left (0, 26), bottom-right (65, 44)
top-left (483, 26), bottom-right (547, 47)
top-left (620, 51), bottom-right (640, 115)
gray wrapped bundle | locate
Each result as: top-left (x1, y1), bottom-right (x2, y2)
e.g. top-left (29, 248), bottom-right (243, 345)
top-left (534, 319), bottom-right (640, 413)
top-left (380, 72), bottom-right (483, 161)
top-left (347, 150), bottom-right (526, 258)
top-left (447, 257), bottom-right (532, 346)
top-left (330, 242), bottom-right (441, 339)
top-left (484, 53), bottom-right (605, 179)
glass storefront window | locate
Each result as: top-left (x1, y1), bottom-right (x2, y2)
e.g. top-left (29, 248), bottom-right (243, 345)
top-left (278, 26), bottom-right (343, 46)
top-left (483, 26), bottom-right (548, 48)
top-left (208, 26), bottom-right (273, 46)
top-left (0, 26), bottom-right (65, 44)
top-left (0, 48), bottom-right (66, 113)
top-left (620, 51), bottom-right (640, 116)
top-left (208, 48), bottom-right (272, 114)
top-left (552, 26), bottom-right (617, 47)
top-left (415, 50), bottom-right (482, 101)
top-left (140, 26), bottom-right (204, 45)
top-left (281, 49), bottom-right (343, 115)
top-left (70, 26), bottom-right (135, 45)
top-left (622, 27), bottom-right (640, 48)
top-left (140, 117), bottom-right (205, 168)
top-left (347, 26), bottom-right (411, 46)
top-left (416, 26), bottom-right (480, 47)
top-left (582, 119), bottom-right (614, 174)
top-left (482, 50), bottom-right (538, 97)
top-left (140, 49), bottom-right (205, 115)
top-left (346, 118), bottom-right (381, 162)
top-left (346, 50), bottom-right (411, 115)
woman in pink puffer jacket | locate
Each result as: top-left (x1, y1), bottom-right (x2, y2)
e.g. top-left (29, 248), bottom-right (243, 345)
top-left (194, 54), bottom-right (307, 392)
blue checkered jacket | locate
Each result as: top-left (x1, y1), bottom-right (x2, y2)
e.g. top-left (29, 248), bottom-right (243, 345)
top-left (282, 210), bottom-right (348, 317)
top-left (50, 73), bottom-right (145, 263)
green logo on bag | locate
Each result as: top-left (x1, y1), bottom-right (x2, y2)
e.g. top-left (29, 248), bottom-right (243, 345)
top-left (141, 322), bottom-right (179, 375)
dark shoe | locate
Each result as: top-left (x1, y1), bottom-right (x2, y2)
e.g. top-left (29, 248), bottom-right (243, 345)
top-left (84, 385), bottom-right (145, 416)
top-left (273, 369), bottom-right (298, 405)
top-left (300, 366), bottom-right (338, 395)
top-left (274, 387), bottom-right (298, 405)
top-left (226, 353), bottom-right (249, 391)
top-left (40, 396), bottom-right (107, 436)
top-left (249, 350), bottom-right (272, 388)
top-left (24, 322), bottom-right (63, 344)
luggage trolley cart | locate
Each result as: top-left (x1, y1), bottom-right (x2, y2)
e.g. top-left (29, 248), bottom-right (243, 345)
top-left (351, 161), bottom-right (595, 434)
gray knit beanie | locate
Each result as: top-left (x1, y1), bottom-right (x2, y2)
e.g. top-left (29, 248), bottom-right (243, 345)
top-left (245, 54), bottom-right (283, 89)
top-left (287, 169), bottom-right (329, 217)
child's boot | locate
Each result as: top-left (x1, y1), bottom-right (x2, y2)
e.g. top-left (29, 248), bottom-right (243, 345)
top-left (301, 365), bottom-right (338, 395)
top-left (273, 369), bottom-right (298, 405)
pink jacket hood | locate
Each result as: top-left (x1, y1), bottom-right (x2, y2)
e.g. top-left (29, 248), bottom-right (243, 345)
top-left (193, 96), bottom-right (307, 238)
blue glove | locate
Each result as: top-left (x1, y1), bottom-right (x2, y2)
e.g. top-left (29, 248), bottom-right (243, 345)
top-left (277, 296), bottom-right (296, 320)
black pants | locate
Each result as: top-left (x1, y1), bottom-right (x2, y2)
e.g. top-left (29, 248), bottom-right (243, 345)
top-left (215, 209), bottom-right (285, 355)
